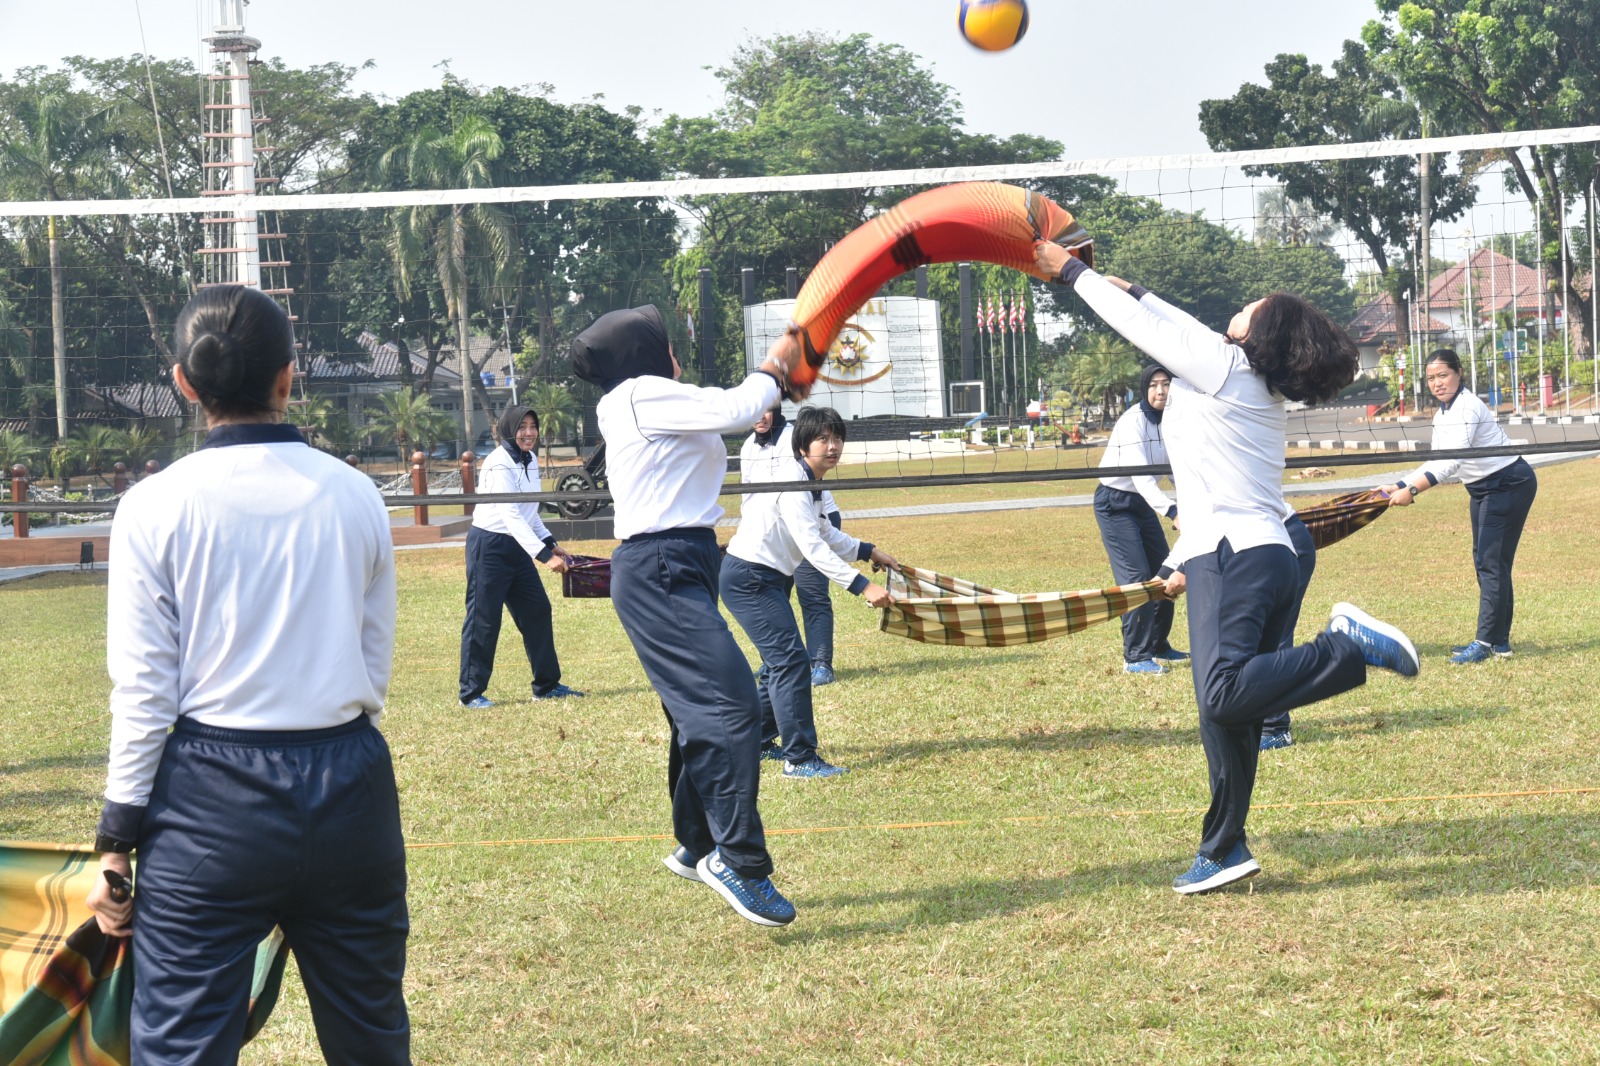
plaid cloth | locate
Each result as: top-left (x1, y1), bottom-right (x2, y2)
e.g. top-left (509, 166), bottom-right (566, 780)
top-left (560, 554), bottom-right (611, 599)
top-left (0, 843), bottom-right (286, 1066)
top-left (1296, 488), bottom-right (1391, 551)
top-left (881, 565), bottom-right (1167, 647)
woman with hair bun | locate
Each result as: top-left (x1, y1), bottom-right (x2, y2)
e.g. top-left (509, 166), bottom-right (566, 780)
top-left (85, 285), bottom-right (410, 1064)
top-left (1390, 348), bottom-right (1537, 664)
top-left (1037, 244), bottom-right (1420, 895)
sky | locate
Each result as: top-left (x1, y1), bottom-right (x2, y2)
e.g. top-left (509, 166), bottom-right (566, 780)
top-left (0, 0), bottom-right (1382, 158)
top-left (0, 0), bottom-right (1546, 256)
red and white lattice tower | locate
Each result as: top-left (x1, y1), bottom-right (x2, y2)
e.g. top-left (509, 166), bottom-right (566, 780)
top-left (197, 1), bottom-right (300, 364)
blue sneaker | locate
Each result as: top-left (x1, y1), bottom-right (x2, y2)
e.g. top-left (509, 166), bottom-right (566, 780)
top-left (1173, 839), bottom-right (1260, 895)
top-left (1327, 603), bottom-right (1420, 678)
top-left (662, 845), bottom-right (702, 882)
top-left (1449, 641), bottom-right (1496, 665)
top-left (760, 739), bottom-right (784, 762)
top-left (1259, 731), bottom-right (1294, 752)
top-left (1153, 647), bottom-right (1191, 662)
top-left (1123, 659), bottom-right (1168, 675)
top-left (459, 695), bottom-right (495, 709)
top-left (782, 756), bottom-right (849, 780)
top-left (810, 663), bottom-right (836, 686)
top-left (533, 683), bottom-right (585, 700)
top-left (695, 850), bottom-right (796, 927)
top-left (1452, 642), bottom-right (1512, 659)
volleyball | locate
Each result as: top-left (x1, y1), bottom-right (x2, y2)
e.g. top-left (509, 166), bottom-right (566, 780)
top-left (958, 0), bottom-right (1029, 52)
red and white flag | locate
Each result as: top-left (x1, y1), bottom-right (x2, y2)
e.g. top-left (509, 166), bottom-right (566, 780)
top-left (987, 298), bottom-right (998, 334)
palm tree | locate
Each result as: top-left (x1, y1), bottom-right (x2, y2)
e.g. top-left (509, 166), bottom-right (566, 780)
top-left (521, 380), bottom-right (579, 467)
top-left (377, 115), bottom-right (516, 445)
top-left (112, 424), bottom-right (166, 470)
top-left (1067, 335), bottom-right (1142, 426)
top-left (367, 388), bottom-right (455, 466)
top-left (0, 76), bottom-right (118, 439)
top-left (286, 394), bottom-right (339, 450)
top-left (1255, 186), bottom-right (1336, 248)
top-left (0, 430), bottom-right (40, 474)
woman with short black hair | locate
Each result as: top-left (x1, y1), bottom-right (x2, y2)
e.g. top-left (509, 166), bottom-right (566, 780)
top-left (86, 285), bottom-right (410, 1064)
top-left (458, 403), bottom-right (582, 708)
top-left (1390, 349), bottom-right (1537, 663)
top-left (1038, 246), bottom-right (1420, 895)
top-left (723, 405), bottom-right (897, 779)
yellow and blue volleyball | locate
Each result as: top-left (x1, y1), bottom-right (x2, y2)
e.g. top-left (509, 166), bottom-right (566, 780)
top-left (958, 0), bottom-right (1029, 52)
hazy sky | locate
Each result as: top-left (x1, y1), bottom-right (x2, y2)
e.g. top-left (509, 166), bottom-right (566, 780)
top-left (0, 0), bottom-right (1381, 158)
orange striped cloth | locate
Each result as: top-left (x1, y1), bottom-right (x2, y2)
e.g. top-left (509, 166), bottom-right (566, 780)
top-left (880, 566), bottom-right (1167, 648)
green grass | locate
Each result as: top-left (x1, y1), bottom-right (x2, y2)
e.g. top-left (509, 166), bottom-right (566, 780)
top-left (5, 460), bottom-right (1600, 1063)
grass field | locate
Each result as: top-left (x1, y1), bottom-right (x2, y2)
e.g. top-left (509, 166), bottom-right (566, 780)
top-left (4, 460), bottom-right (1599, 1064)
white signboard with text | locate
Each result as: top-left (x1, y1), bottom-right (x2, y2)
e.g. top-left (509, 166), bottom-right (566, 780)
top-left (743, 296), bottom-right (944, 419)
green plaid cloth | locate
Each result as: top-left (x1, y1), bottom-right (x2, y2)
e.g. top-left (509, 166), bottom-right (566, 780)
top-left (0, 842), bottom-right (286, 1066)
top-left (881, 566), bottom-right (1168, 647)
top-left (1296, 488), bottom-right (1392, 551)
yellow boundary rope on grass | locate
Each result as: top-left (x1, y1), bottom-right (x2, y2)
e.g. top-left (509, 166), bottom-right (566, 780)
top-left (402, 785), bottom-right (1600, 851)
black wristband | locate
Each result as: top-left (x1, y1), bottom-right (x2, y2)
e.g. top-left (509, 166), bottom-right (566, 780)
top-left (1128, 284), bottom-right (1152, 302)
top-left (1056, 256), bottom-right (1091, 289)
top-left (94, 832), bottom-right (135, 854)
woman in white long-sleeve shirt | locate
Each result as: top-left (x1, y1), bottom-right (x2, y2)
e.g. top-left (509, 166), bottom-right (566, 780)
top-left (85, 286), bottom-right (409, 1064)
top-left (1095, 362), bottom-right (1186, 674)
top-left (1037, 242), bottom-right (1420, 895)
top-left (573, 305), bottom-right (807, 928)
top-left (458, 404), bottom-right (582, 707)
top-left (1390, 349), bottom-right (1537, 664)
top-left (741, 403), bottom-right (846, 686)
top-left (722, 406), bottom-right (897, 779)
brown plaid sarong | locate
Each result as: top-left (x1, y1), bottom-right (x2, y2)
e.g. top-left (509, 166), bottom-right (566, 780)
top-left (1296, 488), bottom-right (1391, 551)
top-left (880, 566), bottom-right (1167, 647)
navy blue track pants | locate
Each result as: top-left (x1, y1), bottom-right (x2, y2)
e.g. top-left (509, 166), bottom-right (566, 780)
top-left (1467, 459), bottom-right (1537, 646)
top-left (132, 716), bottom-right (409, 1066)
top-left (720, 555), bottom-right (821, 765)
top-left (459, 526), bottom-right (562, 701)
top-left (611, 530), bottom-right (772, 879)
top-left (1092, 485), bottom-right (1175, 661)
top-left (1261, 512), bottom-right (1318, 736)
top-left (1186, 540), bottom-right (1366, 860)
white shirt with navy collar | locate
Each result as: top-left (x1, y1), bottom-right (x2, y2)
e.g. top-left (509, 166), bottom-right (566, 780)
top-left (100, 422), bottom-right (396, 838)
top-left (740, 422), bottom-right (839, 516)
top-left (473, 442), bottom-right (556, 561)
top-left (728, 457), bottom-right (872, 592)
top-left (1404, 387), bottom-right (1518, 487)
top-left (598, 371), bottom-right (781, 541)
top-left (1074, 270), bottom-right (1294, 559)
top-left (1098, 404), bottom-right (1175, 517)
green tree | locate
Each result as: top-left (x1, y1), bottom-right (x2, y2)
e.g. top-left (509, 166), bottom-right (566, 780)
top-left (1363, 0), bottom-right (1600, 352)
top-left (1254, 187), bottom-right (1337, 248)
top-left (367, 388), bottom-right (455, 466)
top-left (1199, 42), bottom-right (1475, 349)
top-left (377, 113), bottom-right (516, 442)
top-left (655, 32), bottom-right (1112, 382)
top-left (1067, 334), bottom-right (1142, 426)
top-left (0, 71), bottom-right (118, 438)
top-left (0, 429), bottom-right (40, 473)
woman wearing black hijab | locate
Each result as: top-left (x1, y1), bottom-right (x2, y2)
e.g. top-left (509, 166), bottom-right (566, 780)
top-left (574, 305), bottom-right (806, 927)
top-left (1093, 362), bottom-right (1185, 673)
top-left (458, 403), bottom-right (582, 708)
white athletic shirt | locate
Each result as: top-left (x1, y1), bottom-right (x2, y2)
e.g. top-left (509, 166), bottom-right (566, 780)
top-left (104, 426), bottom-right (396, 808)
top-left (1097, 404), bottom-right (1175, 516)
top-left (728, 457), bottom-right (867, 589)
top-left (472, 443), bottom-right (555, 558)
top-left (1074, 271), bottom-right (1293, 560)
top-left (598, 372), bottom-right (780, 540)
top-left (1403, 388), bottom-right (1518, 487)
top-left (740, 423), bottom-right (839, 515)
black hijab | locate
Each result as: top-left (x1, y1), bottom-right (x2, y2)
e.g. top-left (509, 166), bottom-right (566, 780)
top-left (1138, 363), bottom-right (1173, 425)
top-left (498, 404), bottom-right (536, 469)
top-left (571, 305), bottom-right (674, 394)
top-left (753, 407), bottom-right (787, 447)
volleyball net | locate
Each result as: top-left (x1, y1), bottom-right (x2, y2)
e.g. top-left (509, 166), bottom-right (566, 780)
top-left (2, 125), bottom-right (1599, 518)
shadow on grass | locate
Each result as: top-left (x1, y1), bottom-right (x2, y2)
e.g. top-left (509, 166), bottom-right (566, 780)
top-left (0, 787), bottom-right (105, 836)
top-left (0, 750), bottom-right (107, 774)
top-left (848, 703), bottom-right (1507, 767)
top-left (828, 651), bottom-right (1042, 681)
top-left (777, 810), bottom-right (1600, 942)
top-left (1264, 810), bottom-right (1600, 900)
